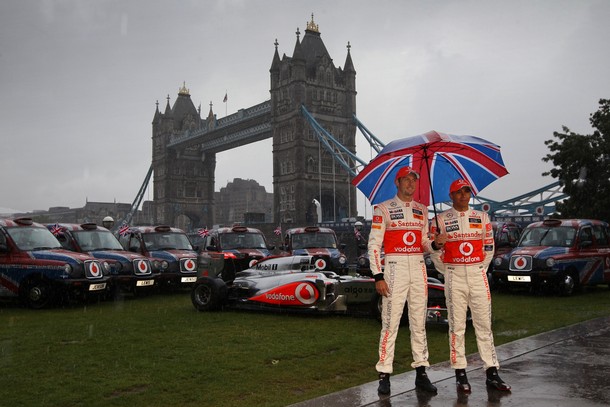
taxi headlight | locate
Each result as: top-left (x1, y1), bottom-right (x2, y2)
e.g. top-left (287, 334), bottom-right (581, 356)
top-left (494, 257), bottom-right (503, 267)
top-left (102, 261), bottom-right (112, 274)
top-left (357, 257), bottom-right (368, 267)
top-left (113, 262), bottom-right (123, 272)
top-left (339, 255), bottom-right (347, 265)
top-left (63, 263), bottom-right (73, 274)
top-left (546, 258), bottom-right (556, 267)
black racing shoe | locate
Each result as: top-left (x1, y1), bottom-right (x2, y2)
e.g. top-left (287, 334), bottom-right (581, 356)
top-left (486, 367), bottom-right (511, 391)
top-left (378, 373), bottom-right (391, 394)
top-left (455, 369), bottom-right (471, 393)
top-left (415, 366), bottom-right (438, 394)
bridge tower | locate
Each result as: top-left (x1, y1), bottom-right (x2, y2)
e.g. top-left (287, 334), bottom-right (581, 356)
top-left (151, 83), bottom-right (215, 229)
top-left (270, 16), bottom-right (357, 224)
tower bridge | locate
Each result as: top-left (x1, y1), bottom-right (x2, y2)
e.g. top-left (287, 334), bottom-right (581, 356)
top-left (146, 15), bottom-right (565, 232)
top-left (152, 15), bottom-right (356, 229)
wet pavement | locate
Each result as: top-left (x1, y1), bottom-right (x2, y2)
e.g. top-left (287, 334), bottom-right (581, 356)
top-left (290, 316), bottom-right (610, 407)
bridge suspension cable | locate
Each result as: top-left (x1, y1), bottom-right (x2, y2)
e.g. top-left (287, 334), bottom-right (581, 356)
top-left (300, 105), bottom-right (366, 177)
top-left (112, 164), bottom-right (153, 232)
top-left (352, 113), bottom-right (386, 154)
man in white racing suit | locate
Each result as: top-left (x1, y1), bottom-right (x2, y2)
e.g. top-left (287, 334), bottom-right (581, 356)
top-left (369, 166), bottom-right (445, 395)
top-left (431, 179), bottom-right (511, 393)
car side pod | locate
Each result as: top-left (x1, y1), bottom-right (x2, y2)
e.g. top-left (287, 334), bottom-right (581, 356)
top-left (191, 277), bottom-right (228, 311)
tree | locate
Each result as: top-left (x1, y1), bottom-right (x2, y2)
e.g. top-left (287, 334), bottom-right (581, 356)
top-left (542, 99), bottom-right (610, 222)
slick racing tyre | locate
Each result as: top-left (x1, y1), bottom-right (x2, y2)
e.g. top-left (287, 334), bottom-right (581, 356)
top-left (191, 278), bottom-right (228, 311)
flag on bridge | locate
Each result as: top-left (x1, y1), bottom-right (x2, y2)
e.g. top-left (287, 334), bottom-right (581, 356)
top-left (198, 228), bottom-right (209, 237)
top-left (223, 92), bottom-right (227, 103)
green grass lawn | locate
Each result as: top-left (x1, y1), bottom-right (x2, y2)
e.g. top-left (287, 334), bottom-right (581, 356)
top-left (1, 287), bottom-right (609, 407)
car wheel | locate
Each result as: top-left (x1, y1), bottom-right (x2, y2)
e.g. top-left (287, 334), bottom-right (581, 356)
top-left (21, 278), bottom-right (55, 309)
top-left (558, 273), bottom-right (576, 296)
top-left (191, 278), bottom-right (227, 311)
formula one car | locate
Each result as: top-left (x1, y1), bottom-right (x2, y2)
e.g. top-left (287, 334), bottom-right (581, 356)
top-left (191, 254), bottom-right (448, 324)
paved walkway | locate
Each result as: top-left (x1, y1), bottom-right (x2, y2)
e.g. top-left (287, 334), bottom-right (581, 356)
top-left (290, 316), bottom-right (610, 407)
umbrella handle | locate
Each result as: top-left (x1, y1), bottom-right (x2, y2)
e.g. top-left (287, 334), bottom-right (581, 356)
top-left (422, 146), bottom-right (441, 231)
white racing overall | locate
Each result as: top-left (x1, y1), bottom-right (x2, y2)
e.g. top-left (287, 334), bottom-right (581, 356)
top-left (433, 206), bottom-right (499, 370)
top-left (368, 196), bottom-right (434, 373)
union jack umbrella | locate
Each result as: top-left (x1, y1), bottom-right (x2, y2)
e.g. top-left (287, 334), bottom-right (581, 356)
top-left (118, 223), bottom-right (131, 237)
top-left (352, 130), bottom-right (508, 210)
top-left (198, 228), bottom-right (209, 237)
top-left (50, 223), bottom-right (64, 236)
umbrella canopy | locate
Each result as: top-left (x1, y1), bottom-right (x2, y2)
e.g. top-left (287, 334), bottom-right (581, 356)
top-left (352, 130), bottom-right (509, 207)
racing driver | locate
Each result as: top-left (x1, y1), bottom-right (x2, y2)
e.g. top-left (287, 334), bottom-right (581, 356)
top-left (431, 179), bottom-right (511, 393)
top-left (368, 166), bottom-right (446, 395)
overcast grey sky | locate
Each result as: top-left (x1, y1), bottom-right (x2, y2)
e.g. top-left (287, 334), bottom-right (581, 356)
top-left (1, 0), bottom-right (609, 217)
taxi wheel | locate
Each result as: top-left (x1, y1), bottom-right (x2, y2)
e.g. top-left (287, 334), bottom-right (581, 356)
top-left (21, 278), bottom-right (55, 309)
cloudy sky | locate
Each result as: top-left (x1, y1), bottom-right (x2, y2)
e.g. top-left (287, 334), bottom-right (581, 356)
top-left (1, 0), bottom-right (609, 217)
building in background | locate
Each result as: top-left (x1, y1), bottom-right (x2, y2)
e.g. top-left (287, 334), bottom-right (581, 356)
top-left (214, 178), bottom-right (273, 226)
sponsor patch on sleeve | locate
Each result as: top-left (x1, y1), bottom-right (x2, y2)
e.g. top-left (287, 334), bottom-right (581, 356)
top-left (373, 215), bottom-right (383, 224)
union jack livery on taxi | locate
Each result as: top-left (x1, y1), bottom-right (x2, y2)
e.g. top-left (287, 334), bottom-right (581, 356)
top-left (47, 222), bottom-right (159, 295)
top-left (492, 219), bottom-right (610, 295)
top-left (0, 218), bottom-right (111, 308)
top-left (118, 225), bottom-right (197, 289)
